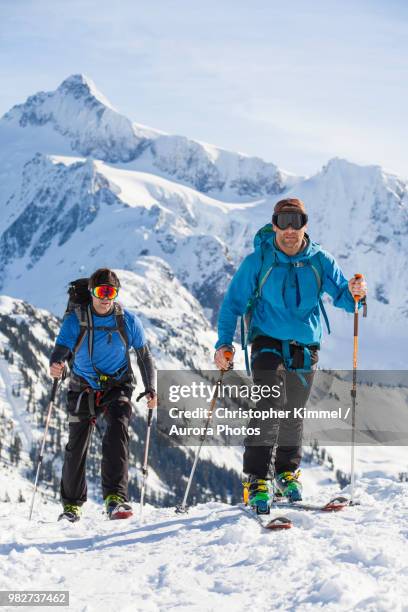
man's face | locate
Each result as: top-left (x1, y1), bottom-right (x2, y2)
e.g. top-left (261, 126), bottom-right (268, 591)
top-left (91, 285), bottom-right (118, 314)
top-left (272, 209), bottom-right (307, 255)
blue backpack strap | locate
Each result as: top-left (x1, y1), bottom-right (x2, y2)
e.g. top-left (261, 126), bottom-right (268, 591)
top-left (311, 252), bottom-right (331, 335)
top-left (297, 345), bottom-right (312, 386)
top-left (282, 340), bottom-right (310, 387)
top-left (254, 342), bottom-right (293, 369)
top-left (302, 345), bottom-right (312, 371)
top-left (319, 297), bottom-right (331, 334)
top-left (251, 346), bottom-right (282, 368)
top-left (241, 245), bottom-right (277, 375)
top-left (281, 340), bottom-right (293, 370)
top-left (255, 341), bottom-right (310, 387)
top-left (257, 260), bottom-right (277, 296)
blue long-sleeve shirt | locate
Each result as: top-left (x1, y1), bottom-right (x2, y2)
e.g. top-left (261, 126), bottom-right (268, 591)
top-left (54, 307), bottom-right (147, 388)
top-left (216, 231), bottom-right (357, 348)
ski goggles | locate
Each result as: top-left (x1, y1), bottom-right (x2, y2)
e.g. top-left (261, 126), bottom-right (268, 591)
top-left (272, 211), bottom-right (308, 230)
top-left (91, 285), bottom-right (119, 300)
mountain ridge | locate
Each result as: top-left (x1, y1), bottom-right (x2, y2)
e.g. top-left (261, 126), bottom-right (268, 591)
top-left (1, 73), bottom-right (295, 197)
top-left (0, 75), bottom-right (407, 369)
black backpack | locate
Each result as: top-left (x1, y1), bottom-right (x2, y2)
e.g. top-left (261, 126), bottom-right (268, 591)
top-left (64, 278), bottom-right (134, 383)
top-left (65, 278), bottom-right (91, 312)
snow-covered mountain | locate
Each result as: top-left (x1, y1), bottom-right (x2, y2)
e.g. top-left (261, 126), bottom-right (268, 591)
top-left (1, 74), bottom-right (294, 203)
top-left (1, 75), bottom-right (407, 370)
top-left (0, 153), bottom-right (242, 322)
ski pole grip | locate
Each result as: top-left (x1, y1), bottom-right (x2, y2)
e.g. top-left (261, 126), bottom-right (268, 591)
top-left (353, 273), bottom-right (363, 302)
top-left (223, 349), bottom-right (234, 370)
top-left (50, 378), bottom-right (59, 402)
top-left (136, 389), bottom-right (153, 402)
top-left (147, 408), bottom-right (153, 427)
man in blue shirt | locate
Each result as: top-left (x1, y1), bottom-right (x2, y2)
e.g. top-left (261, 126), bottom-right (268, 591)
top-left (214, 198), bottom-right (367, 512)
top-left (50, 268), bottom-right (156, 522)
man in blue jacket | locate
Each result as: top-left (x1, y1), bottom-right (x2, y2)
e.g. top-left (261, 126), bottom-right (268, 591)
top-left (50, 268), bottom-right (156, 522)
top-left (214, 198), bottom-right (367, 512)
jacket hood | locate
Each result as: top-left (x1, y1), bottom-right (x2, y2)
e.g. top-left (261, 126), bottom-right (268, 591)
top-left (253, 223), bottom-right (322, 261)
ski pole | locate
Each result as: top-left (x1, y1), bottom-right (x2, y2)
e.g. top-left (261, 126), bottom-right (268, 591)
top-left (349, 273), bottom-right (367, 505)
top-left (136, 390), bottom-right (154, 522)
top-left (28, 378), bottom-right (59, 521)
top-left (139, 407), bottom-right (154, 522)
top-left (175, 350), bottom-right (233, 514)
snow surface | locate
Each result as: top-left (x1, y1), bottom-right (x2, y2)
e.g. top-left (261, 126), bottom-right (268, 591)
top-left (1, 462), bottom-right (408, 611)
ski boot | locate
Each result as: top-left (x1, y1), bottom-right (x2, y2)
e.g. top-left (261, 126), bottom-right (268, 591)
top-left (105, 494), bottom-right (133, 520)
top-left (58, 504), bottom-right (81, 522)
top-left (274, 470), bottom-right (303, 502)
top-left (243, 476), bottom-right (272, 515)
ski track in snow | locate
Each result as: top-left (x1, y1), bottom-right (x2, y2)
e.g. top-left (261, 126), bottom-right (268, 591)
top-left (1, 471), bottom-right (408, 612)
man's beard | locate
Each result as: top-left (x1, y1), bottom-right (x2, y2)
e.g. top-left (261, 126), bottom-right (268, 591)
top-left (281, 235), bottom-right (304, 250)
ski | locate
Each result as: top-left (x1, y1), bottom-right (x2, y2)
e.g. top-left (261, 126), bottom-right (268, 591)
top-left (109, 508), bottom-right (133, 520)
top-left (239, 504), bottom-right (292, 530)
top-left (274, 495), bottom-right (350, 512)
top-left (106, 502), bottom-right (133, 520)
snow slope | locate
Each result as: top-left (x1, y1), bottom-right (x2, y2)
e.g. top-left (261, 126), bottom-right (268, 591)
top-left (1, 462), bottom-right (407, 611)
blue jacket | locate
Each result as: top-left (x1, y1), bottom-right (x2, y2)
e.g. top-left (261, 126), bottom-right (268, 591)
top-left (216, 228), bottom-right (356, 349)
top-left (55, 307), bottom-right (146, 388)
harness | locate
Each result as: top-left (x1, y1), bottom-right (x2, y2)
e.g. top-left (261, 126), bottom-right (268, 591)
top-left (250, 339), bottom-right (320, 387)
top-left (241, 246), bottom-right (330, 383)
top-left (68, 373), bottom-right (133, 424)
top-left (71, 303), bottom-right (135, 389)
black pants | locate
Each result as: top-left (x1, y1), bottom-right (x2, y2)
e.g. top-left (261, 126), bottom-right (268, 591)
top-left (60, 383), bottom-right (133, 506)
top-left (243, 337), bottom-right (318, 479)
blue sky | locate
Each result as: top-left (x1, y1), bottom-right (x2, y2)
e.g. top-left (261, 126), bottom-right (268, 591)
top-left (1, 0), bottom-right (407, 177)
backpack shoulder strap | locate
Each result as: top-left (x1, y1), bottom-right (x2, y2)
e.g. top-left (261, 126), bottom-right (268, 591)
top-left (72, 305), bottom-right (91, 356)
top-left (113, 303), bottom-right (134, 381)
top-left (254, 244), bottom-right (278, 299)
top-left (69, 303), bottom-right (135, 382)
top-left (113, 303), bottom-right (128, 345)
top-left (308, 251), bottom-right (324, 292)
top-left (311, 252), bottom-right (331, 334)
top-left (241, 245), bottom-right (277, 374)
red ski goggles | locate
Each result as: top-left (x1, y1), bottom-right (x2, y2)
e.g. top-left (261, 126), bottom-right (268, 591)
top-left (272, 211), bottom-right (308, 230)
top-left (91, 285), bottom-right (119, 300)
